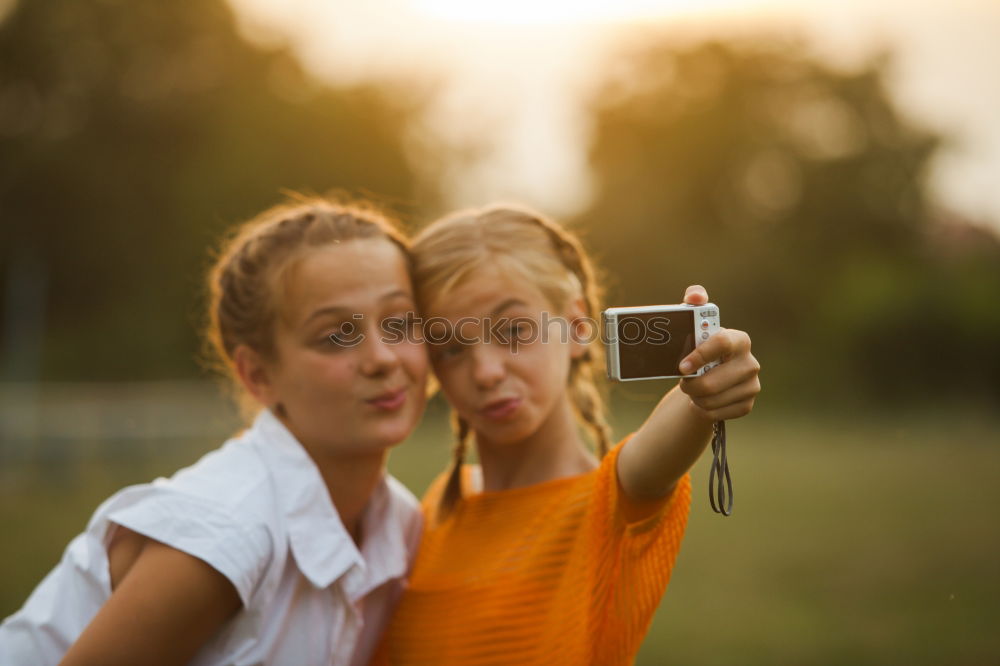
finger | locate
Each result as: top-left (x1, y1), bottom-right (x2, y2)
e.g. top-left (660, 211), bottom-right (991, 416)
top-left (678, 329), bottom-right (750, 374)
top-left (683, 284), bottom-right (708, 306)
top-left (687, 375), bottom-right (761, 412)
top-left (699, 396), bottom-right (757, 422)
top-left (680, 352), bottom-right (759, 398)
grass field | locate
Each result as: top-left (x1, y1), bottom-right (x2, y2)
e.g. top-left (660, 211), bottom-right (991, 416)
top-left (1, 384), bottom-right (997, 664)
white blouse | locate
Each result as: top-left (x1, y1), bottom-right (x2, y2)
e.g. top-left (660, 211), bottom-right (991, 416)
top-left (0, 409), bottom-right (422, 666)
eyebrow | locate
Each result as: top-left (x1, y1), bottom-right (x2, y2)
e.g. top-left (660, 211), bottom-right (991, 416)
top-left (491, 298), bottom-right (528, 317)
top-left (304, 290), bottom-right (414, 325)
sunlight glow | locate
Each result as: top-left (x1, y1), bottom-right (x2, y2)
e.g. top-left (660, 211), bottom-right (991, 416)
top-left (0, 0), bottom-right (18, 25)
top-left (411, 0), bottom-right (751, 25)
top-left (227, 0), bottom-right (1000, 228)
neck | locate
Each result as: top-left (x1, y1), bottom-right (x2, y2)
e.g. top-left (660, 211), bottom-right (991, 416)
top-left (282, 420), bottom-right (387, 546)
top-left (476, 396), bottom-right (597, 492)
top-left (313, 451), bottom-right (386, 545)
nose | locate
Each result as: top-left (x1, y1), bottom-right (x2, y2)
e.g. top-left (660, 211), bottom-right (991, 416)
top-left (471, 344), bottom-right (505, 390)
top-left (359, 333), bottom-right (402, 377)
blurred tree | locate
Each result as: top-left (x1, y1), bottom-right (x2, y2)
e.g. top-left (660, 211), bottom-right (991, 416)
top-left (579, 38), bottom-right (1000, 403)
top-left (0, 0), bottom-right (424, 380)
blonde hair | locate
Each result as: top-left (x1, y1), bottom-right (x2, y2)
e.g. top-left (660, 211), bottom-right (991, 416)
top-left (412, 205), bottom-right (612, 516)
top-left (204, 197), bottom-right (410, 418)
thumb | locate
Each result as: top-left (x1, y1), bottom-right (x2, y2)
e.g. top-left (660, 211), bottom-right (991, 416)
top-left (683, 284), bottom-right (708, 305)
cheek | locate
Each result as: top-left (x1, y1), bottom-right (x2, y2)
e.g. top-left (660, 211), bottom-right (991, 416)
top-left (516, 340), bottom-right (572, 385)
top-left (296, 353), bottom-right (356, 394)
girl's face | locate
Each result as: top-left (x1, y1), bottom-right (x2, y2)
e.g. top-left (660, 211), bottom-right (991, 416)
top-left (425, 263), bottom-right (585, 448)
top-left (262, 238), bottom-right (428, 458)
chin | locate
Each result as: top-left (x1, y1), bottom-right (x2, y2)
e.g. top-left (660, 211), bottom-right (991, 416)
top-left (370, 420), bottom-right (416, 449)
top-left (473, 419), bottom-right (537, 447)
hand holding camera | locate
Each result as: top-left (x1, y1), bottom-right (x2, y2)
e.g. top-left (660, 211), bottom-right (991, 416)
top-left (674, 285), bottom-right (760, 423)
top-left (606, 284), bottom-right (760, 516)
top-left (604, 284), bottom-right (759, 421)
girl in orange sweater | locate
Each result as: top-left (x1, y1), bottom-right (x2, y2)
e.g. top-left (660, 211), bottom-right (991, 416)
top-left (375, 205), bottom-right (761, 665)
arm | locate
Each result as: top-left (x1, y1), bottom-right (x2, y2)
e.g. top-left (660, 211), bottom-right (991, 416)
top-left (59, 534), bottom-right (242, 666)
top-left (617, 285), bottom-right (761, 500)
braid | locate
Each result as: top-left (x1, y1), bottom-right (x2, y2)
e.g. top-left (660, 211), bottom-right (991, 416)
top-left (438, 411), bottom-right (471, 518)
top-left (525, 215), bottom-right (615, 459)
top-left (570, 364), bottom-right (613, 458)
top-left (412, 204), bottom-right (616, 492)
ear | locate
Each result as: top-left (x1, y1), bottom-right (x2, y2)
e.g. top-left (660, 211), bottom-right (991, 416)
top-left (233, 344), bottom-right (279, 408)
top-left (565, 296), bottom-right (592, 361)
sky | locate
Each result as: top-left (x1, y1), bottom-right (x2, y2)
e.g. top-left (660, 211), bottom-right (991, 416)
top-left (226, 0), bottom-right (1000, 232)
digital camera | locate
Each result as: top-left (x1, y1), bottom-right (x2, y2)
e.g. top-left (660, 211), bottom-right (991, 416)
top-left (603, 303), bottom-right (721, 381)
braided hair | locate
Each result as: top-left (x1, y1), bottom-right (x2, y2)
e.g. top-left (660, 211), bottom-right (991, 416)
top-left (412, 205), bottom-right (612, 518)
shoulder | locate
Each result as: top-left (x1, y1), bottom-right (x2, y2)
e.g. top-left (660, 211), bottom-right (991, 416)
top-left (417, 467), bottom-right (462, 527)
top-left (99, 434), bottom-right (278, 535)
top-left (592, 434), bottom-right (692, 534)
top-left (0, 436), bottom-right (280, 662)
top-left (91, 433), bottom-right (285, 607)
top-left (165, 433), bottom-right (275, 513)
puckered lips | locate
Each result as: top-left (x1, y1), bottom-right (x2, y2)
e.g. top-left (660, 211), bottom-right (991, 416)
top-left (480, 397), bottom-right (522, 421)
top-left (367, 386), bottom-right (408, 411)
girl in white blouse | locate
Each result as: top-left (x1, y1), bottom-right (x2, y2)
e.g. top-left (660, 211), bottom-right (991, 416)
top-left (0, 198), bottom-right (429, 666)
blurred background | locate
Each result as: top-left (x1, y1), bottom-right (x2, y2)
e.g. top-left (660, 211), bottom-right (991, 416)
top-left (1, 0), bottom-right (998, 663)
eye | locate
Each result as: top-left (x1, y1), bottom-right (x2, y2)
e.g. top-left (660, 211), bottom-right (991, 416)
top-left (322, 320), bottom-right (364, 349)
top-left (505, 320), bottom-right (535, 346)
top-left (323, 331), bottom-right (351, 348)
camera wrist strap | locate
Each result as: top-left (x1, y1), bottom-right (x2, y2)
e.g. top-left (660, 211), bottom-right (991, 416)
top-left (708, 420), bottom-right (733, 516)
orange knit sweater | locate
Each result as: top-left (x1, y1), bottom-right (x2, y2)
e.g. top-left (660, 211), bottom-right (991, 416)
top-left (372, 438), bottom-right (692, 665)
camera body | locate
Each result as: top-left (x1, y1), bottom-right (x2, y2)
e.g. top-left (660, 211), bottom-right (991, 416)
top-left (603, 303), bottom-right (721, 381)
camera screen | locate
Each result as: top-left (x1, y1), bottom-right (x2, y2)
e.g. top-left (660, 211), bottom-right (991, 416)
top-left (616, 309), bottom-right (695, 379)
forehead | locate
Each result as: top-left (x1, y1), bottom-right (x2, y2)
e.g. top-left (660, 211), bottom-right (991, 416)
top-left (425, 262), bottom-right (550, 320)
top-left (281, 239), bottom-right (412, 321)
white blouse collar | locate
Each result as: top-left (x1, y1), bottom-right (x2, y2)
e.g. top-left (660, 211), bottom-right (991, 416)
top-left (249, 409), bottom-right (408, 593)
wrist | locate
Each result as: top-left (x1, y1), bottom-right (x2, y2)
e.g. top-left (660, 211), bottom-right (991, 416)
top-left (683, 394), bottom-right (716, 429)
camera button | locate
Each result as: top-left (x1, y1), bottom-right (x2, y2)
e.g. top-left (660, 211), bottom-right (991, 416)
top-left (700, 320), bottom-right (710, 330)
top-left (701, 332), bottom-right (710, 340)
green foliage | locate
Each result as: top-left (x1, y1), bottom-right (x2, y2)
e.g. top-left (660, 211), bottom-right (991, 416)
top-left (0, 0), bottom-right (424, 379)
top-left (578, 38), bottom-right (1000, 403)
top-left (4, 11), bottom-right (998, 402)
